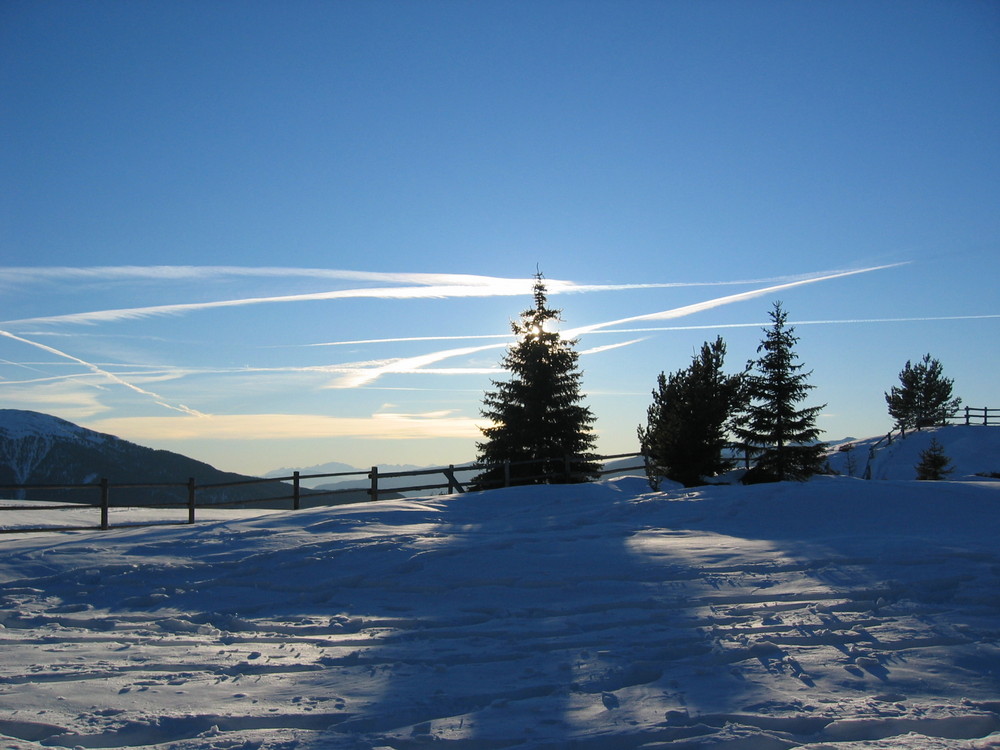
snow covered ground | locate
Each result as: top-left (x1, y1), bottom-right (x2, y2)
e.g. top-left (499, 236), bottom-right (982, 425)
top-left (826, 425), bottom-right (1000, 482)
top-left (1, 427), bottom-right (999, 749)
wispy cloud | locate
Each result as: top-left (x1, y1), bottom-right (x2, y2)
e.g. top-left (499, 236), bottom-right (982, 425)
top-left (0, 380), bottom-right (111, 420)
top-left (83, 411), bottom-right (483, 442)
top-left (0, 330), bottom-right (206, 417)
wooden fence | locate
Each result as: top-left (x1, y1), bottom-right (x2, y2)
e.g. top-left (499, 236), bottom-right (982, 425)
top-left (956, 406), bottom-right (999, 426)
top-left (858, 407), bottom-right (997, 478)
top-left (5, 410), bottom-right (995, 532)
top-left (0, 452), bottom-right (646, 534)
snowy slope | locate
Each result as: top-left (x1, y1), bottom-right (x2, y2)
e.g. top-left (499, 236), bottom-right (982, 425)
top-left (1, 430), bottom-right (999, 749)
top-left (0, 410), bottom-right (106, 443)
top-left (0, 410), bottom-right (109, 484)
top-left (825, 425), bottom-right (1000, 481)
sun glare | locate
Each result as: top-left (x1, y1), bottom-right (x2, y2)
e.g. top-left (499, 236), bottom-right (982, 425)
top-left (524, 320), bottom-right (561, 340)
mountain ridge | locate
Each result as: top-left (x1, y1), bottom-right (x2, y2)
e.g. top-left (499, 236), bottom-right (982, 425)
top-left (0, 409), bottom-right (299, 506)
top-left (0, 409), bottom-right (410, 507)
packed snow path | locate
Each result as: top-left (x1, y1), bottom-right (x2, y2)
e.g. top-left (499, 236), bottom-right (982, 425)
top-left (1, 476), bottom-right (999, 749)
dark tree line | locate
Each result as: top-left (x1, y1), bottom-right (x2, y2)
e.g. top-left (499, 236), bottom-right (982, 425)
top-left (640, 302), bottom-right (826, 487)
top-left (475, 273), bottom-right (963, 491)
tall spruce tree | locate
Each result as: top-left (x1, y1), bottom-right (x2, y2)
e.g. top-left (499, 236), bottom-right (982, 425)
top-left (885, 354), bottom-right (961, 431)
top-left (474, 272), bottom-right (598, 489)
top-left (638, 337), bottom-right (745, 488)
top-left (734, 302), bottom-right (826, 483)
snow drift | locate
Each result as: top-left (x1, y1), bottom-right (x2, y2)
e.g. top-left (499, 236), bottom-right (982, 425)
top-left (1, 426), bottom-right (999, 749)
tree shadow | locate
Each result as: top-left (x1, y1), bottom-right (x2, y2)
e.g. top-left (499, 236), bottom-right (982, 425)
top-left (286, 480), bottom-right (837, 747)
top-left (5, 476), bottom-right (996, 749)
top-left (304, 476), bottom-right (1000, 748)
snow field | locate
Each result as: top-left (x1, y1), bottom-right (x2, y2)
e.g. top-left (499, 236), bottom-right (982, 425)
top-left (0, 463), bottom-right (999, 748)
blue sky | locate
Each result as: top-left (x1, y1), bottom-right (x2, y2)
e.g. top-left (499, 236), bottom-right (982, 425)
top-left (2, 1), bottom-right (998, 475)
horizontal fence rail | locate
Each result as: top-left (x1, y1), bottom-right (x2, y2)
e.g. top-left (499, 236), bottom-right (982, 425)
top-left (854, 407), bottom-right (996, 478)
top-left (3, 406), bottom-right (996, 534)
top-left (955, 406), bottom-right (999, 426)
top-left (0, 452), bottom-right (648, 534)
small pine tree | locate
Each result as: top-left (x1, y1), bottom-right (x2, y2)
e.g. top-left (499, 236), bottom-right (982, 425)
top-left (474, 272), bottom-right (599, 489)
top-left (915, 437), bottom-right (953, 480)
top-left (734, 302), bottom-right (826, 483)
top-left (885, 354), bottom-right (961, 431)
top-left (838, 443), bottom-right (858, 477)
top-left (638, 337), bottom-right (745, 488)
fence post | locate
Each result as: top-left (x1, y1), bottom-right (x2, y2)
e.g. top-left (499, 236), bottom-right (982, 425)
top-left (983, 408), bottom-right (988, 426)
top-left (447, 465), bottom-right (456, 494)
top-left (370, 466), bottom-right (379, 502)
top-left (503, 460), bottom-right (511, 488)
top-left (100, 478), bottom-right (109, 530)
top-left (187, 478), bottom-right (196, 524)
top-left (293, 471), bottom-right (300, 511)
top-left (965, 406), bottom-right (970, 426)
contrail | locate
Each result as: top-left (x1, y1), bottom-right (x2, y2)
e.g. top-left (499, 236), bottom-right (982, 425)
top-left (0, 330), bottom-right (206, 417)
top-left (298, 334), bottom-right (513, 348)
top-left (325, 264), bottom-right (905, 387)
top-left (0, 266), bottom-right (534, 286)
top-left (1, 264), bottom-right (910, 394)
top-left (576, 312), bottom-right (1000, 335)
top-left (276, 267), bottom-right (908, 349)
top-left (0, 266), bottom-right (873, 327)
top-left (579, 338), bottom-right (648, 356)
top-left (0, 358), bottom-right (55, 378)
top-left (12, 311), bottom-right (982, 390)
top-left (327, 343), bottom-right (509, 389)
top-left (0, 284), bottom-right (536, 326)
top-left (0, 373), bottom-right (114, 387)
top-left (0, 264), bottom-right (845, 288)
top-left (562, 264), bottom-right (905, 337)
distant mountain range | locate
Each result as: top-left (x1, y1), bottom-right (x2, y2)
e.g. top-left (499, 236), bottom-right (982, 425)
top-left (264, 459), bottom-right (480, 494)
top-left (0, 410), bottom-right (383, 508)
top-left (264, 460), bottom-right (432, 488)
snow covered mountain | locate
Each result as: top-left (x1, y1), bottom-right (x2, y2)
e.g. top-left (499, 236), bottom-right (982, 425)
top-left (0, 410), bottom-right (296, 507)
top-left (1, 425), bottom-right (998, 748)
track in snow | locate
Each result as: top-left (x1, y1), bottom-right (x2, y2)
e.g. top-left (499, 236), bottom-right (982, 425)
top-left (1, 477), bottom-right (999, 749)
